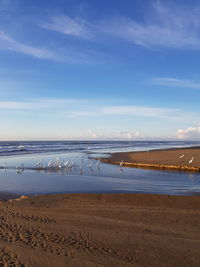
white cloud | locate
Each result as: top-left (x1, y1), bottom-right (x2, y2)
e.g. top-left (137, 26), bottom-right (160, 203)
top-left (41, 15), bottom-right (91, 38)
top-left (0, 31), bottom-right (60, 60)
top-left (177, 126), bottom-right (200, 140)
top-left (152, 77), bottom-right (200, 89)
top-left (66, 111), bottom-right (97, 118)
top-left (0, 31), bottom-right (97, 63)
top-left (65, 105), bottom-right (178, 119)
top-left (0, 98), bottom-right (82, 110)
top-left (102, 105), bottom-right (177, 117)
top-left (66, 105), bottom-right (200, 123)
top-left (83, 130), bottom-right (143, 140)
top-left (0, 100), bottom-right (199, 125)
top-left (41, 3), bottom-right (200, 50)
top-left (101, 3), bottom-right (200, 49)
top-left (0, 101), bottom-right (32, 110)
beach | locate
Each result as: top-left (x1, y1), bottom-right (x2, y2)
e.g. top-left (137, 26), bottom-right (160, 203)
top-left (0, 145), bottom-right (200, 266)
top-left (100, 146), bottom-right (200, 172)
top-left (0, 193), bottom-right (199, 266)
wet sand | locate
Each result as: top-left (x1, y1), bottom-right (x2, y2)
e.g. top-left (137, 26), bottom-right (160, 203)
top-left (100, 146), bottom-right (200, 172)
top-left (0, 193), bottom-right (200, 266)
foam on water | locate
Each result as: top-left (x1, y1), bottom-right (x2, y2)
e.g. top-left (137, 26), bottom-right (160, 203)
top-left (0, 140), bottom-right (199, 156)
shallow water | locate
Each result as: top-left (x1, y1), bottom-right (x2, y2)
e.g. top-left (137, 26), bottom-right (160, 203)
top-left (0, 148), bottom-right (200, 196)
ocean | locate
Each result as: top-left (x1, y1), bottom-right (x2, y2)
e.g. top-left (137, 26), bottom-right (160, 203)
top-left (0, 140), bottom-right (199, 156)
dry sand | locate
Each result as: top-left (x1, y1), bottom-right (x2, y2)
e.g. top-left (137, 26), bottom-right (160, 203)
top-left (100, 147), bottom-right (200, 171)
top-left (0, 193), bottom-right (200, 266)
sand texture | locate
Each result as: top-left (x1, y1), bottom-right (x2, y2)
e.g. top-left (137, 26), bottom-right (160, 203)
top-left (100, 147), bottom-right (200, 171)
top-left (0, 193), bottom-right (199, 266)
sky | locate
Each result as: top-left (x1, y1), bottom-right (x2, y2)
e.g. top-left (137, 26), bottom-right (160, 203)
top-left (0, 0), bottom-right (200, 141)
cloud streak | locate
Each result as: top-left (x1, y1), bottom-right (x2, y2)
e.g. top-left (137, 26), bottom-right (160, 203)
top-left (0, 98), bottom-right (83, 110)
top-left (0, 100), bottom-right (199, 126)
top-left (86, 130), bottom-right (142, 140)
top-left (41, 15), bottom-right (91, 38)
top-left (2, 2), bottom-right (200, 64)
top-left (0, 31), bottom-right (60, 60)
top-left (102, 106), bottom-right (177, 118)
top-left (100, 3), bottom-right (200, 49)
top-left (41, 3), bottom-right (200, 50)
top-left (152, 77), bottom-right (200, 89)
top-left (66, 104), bottom-right (200, 122)
top-left (0, 31), bottom-right (98, 63)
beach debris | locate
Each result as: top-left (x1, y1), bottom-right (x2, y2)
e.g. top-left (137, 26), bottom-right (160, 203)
top-left (179, 154), bottom-right (184, 159)
top-left (189, 157), bottom-right (194, 164)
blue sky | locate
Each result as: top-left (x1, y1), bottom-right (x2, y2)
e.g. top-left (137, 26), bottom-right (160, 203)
top-left (0, 0), bottom-right (200, 140)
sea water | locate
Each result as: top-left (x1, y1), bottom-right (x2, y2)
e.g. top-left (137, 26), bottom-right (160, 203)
top-left (0, 141), bottom-right (200, 196)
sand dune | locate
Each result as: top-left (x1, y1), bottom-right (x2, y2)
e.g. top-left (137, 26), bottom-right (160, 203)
top-left (0, 193), bottom-right (199, 266)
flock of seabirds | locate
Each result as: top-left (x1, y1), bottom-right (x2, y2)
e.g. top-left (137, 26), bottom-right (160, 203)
top-left (0, 157), bottom-right (105, 175)
top-left (0, 153), bottom-right (194, 174)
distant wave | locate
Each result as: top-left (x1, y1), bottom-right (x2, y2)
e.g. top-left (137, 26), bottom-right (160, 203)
top-left (0, 141), bottom-right (199, 157)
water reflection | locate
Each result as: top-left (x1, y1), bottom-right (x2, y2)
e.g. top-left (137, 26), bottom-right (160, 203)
top-left (0, 151), bottom-right (200, 196)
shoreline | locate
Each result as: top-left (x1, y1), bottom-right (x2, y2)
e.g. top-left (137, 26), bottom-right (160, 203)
top-left (99, 146), bottom-right (200, 172)
top-left (0, 192), bottom-right (199, 266)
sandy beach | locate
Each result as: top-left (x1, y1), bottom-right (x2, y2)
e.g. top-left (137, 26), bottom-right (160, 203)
top-left (0, 146), bottom-right (200, 266)
top-left (100, 146), bottom-right (200, 172)
top-left (0, 193), bottom-right (199, 266)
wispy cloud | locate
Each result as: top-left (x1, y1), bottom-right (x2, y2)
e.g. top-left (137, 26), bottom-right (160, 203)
top-left (152, 77), bottom-right (200, 89)
top-left (41, 2), bottom-right (200, 50)
top-left (102, 106), bottom-right (177, 117)
top-left (2, 1), bottom-right (199, 64)
top-left (66, 105), bottom-right (200, 122)
top-left (0, 99), bottom-right (199, 124)
top-left (65, 105), bottom-right (176, 118)
top-left (0, 98), bottom-right (83, 110)
top-left (100, 3), bottom-right (200, 49)
top-left (0, 100), bottom-right (179, 118)
top-left (86, 130), bottom-right (142, 140)
top-left (40, 15), bottom-right (91, 38)
top-left (66, 110), bottom-right (97, 118)
top-left (0, 31), bottom-right (98, 63)
top-left (0, 31), bottom-right (60, 60)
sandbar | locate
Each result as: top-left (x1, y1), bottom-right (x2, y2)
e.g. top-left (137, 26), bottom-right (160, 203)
top-left (100, 146), bottom-right (200, 172)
